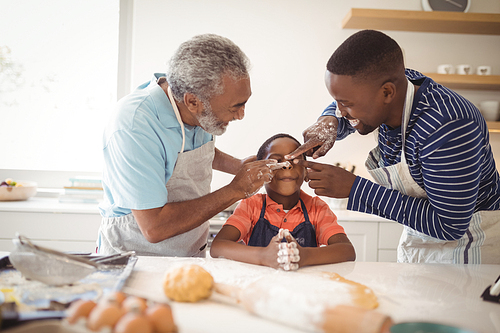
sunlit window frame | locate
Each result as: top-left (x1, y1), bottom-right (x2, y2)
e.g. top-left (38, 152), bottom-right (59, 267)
top-left (0, 0), bottom-right (133, 190)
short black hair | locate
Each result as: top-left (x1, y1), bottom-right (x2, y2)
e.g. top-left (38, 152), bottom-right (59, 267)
top-left (326, 30), bottom-right (404, 81)
top-left (257, 133), bottom-right (305, 160)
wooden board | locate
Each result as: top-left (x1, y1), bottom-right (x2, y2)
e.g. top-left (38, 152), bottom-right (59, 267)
top-left (341, 8), bottom-right (500, 35)
top-left (422, 73), bottom-right (500, 90)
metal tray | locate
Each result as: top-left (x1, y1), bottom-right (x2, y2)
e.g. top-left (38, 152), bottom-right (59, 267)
top-left (0, 253), bottom-right (137, 311)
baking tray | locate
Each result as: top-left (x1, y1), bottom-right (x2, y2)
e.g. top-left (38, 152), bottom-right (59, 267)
top-left (0, 253), bottom-right (137, 311)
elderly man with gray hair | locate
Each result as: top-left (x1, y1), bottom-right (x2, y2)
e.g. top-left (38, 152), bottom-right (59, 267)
top-left (98, 34), bottom-right (275, 257)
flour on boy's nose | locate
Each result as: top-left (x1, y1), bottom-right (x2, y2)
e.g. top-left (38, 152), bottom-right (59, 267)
top-left (267, 161), bottom-right (292, 170)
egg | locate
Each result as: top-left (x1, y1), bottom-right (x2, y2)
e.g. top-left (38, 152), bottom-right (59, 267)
top-left (146, 304), bottom-right (177, 333)
top-left (66, 299), bottom-right (97, 324)
top-left (114, 312), bottom-right (153, 333)
top-left (122, 296), bottom-right (148, 313)
top-left (99, 291), bottom-right (127, 306)
top-left (87, 303), bottom-right (124, 331)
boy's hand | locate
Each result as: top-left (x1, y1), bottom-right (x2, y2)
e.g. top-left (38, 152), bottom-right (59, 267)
top-left (259, 233), bottom-right (283, 269)
top-left (276, 229), bottom-right (300, 271)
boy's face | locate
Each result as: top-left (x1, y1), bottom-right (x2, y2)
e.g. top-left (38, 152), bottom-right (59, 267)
top-left (263, 137), bottom-right (305, 197)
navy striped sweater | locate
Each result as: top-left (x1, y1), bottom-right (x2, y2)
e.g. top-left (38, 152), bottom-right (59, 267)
top-left (322, 69), bottom-right (500, 241)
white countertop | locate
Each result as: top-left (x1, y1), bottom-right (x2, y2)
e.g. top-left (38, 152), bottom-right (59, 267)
top-left (125, 257), bottom-right (500, 333)
top-left (1, 251), bottom-right (498, 333)
top-left (0, 197), bottom-right (390, 222)
top-left (0, 196), bottom-right (100, 214)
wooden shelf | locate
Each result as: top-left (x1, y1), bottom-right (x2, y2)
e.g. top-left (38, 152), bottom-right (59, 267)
top-left (487, 122), bottom-right (500, 133)
top-left (341, 8), bottom-right (500, 35)
top-left (422, 73), bottom-right (500, 90)
top-left (340, 8), bottom-right (500, 134)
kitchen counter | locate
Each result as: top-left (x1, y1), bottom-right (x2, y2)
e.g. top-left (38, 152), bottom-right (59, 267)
top-left (0, 196), bottom-right (100, 214)
top-left (0, 196), bottom-right (388, 221)
top-left (124, 256), bottom-right (500, 333)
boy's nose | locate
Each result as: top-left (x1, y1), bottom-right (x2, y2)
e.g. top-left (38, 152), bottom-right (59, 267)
top-left (282, 162), bottom-right (292, 170)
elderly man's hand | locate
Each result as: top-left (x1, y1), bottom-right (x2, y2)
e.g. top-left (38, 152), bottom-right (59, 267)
top-left (229, 159), bottom-right (277, 199)
top-left (285, 116), bottom-right (338, 160)
top-left (240, 155), bottom-right (257, 165)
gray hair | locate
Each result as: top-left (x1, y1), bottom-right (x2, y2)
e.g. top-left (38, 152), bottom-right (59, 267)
top-left (166, 34), bottom-right (250, 103)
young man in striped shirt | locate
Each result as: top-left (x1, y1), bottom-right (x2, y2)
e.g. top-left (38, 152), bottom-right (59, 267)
top-left (286, 30), bottom-right (500, 264)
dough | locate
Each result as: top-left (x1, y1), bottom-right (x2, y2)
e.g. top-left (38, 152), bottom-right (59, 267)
top-left (163, 265), bottom-right (214, 302)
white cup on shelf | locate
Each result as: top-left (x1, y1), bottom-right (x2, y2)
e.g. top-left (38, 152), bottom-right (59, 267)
top-left (479, 101), bottom-right (500, 121)
top-left (437, 64), bottom-right (454, 74)
top-left (456, 64), bottom-right (472, 75)
top-left (476, 66), bottom-right (492, 75)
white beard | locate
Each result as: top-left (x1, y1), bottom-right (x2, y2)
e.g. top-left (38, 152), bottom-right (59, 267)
top-left (197, 101), bottom-right (227, 136)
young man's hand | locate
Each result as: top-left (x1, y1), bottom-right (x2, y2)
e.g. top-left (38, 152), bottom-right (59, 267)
top-left (293, 159), bottom-right (356, 198)
top-left (285, 116), bottom-right (338, 160)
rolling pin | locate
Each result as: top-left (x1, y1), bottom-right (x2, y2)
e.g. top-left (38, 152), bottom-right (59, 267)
top-left (158, 264), bottom-right (393, 332)
top-left (213, 274), bottom-right (393, 333)
top-left (322, 305), bottom-right (392, 333)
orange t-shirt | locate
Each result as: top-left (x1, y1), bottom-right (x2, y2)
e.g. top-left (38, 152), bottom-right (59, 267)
top-left (224, 190), bottom-right (345, 246)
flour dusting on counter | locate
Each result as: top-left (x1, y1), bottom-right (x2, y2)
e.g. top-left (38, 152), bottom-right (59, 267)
top-left (124, 257), bottom-right (379, 332)
top-left (238, 271), bottom-right (378, 332)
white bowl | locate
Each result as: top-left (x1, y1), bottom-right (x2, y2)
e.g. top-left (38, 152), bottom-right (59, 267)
top-left (0, 181), bottom-right (37, 201)
top-left (480, 101), bottom-right (500, 121)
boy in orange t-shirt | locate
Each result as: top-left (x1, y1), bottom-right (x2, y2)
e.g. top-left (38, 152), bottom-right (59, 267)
top-left (210, 133), bottom-right (355, 270)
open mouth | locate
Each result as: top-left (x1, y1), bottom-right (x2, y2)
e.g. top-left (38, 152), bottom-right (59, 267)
top-left (336, 109), bottom-right (360, 128)
top-left (349, 119), bottom-right (360, 127)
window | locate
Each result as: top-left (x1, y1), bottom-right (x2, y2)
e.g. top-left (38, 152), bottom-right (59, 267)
top-left (0, 0), bottom-right (125, 187)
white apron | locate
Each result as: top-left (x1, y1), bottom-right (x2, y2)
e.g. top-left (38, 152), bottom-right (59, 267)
top-left (365, 79), bottom-right (500, 264)
top-left (98, 86), bottom-right (214, 257)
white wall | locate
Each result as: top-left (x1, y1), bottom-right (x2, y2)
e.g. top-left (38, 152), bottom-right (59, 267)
top-left (131, 0), bottom-right (500, 195)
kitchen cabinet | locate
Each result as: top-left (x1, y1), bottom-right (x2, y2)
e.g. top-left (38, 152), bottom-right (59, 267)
top-left (340, 221), bottom-right (379, 261)
top-left (0, 198), bottom-right (101, 253)
top-left (342, 8), bottom-right (500, 132)
top-left (0, 198), bottom-right (402, 261)
top-left (335, 213), bottom-right (404, 262)
top-left (377, 222), bottom-right (405, 262)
